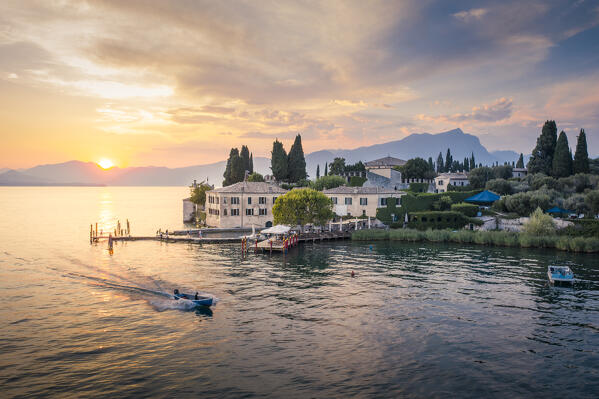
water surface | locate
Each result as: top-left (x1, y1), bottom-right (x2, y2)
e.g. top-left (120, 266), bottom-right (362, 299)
top-left (1, 187), bottom-right (598, 398)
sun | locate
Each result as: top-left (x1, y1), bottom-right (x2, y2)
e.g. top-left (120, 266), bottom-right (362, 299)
top-left (98, 159), bottom-right (114, 169)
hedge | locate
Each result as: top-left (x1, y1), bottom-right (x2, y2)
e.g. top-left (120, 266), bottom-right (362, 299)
top-left (400, 190), bottom-right (482, 213)
top-left (375, 197), bottom-right (405, 225)
top-left (408, 182), bottom-right (429, 193)
top-left (407, 211), bottom-right (471, 230)
top-left (450, 202), bottom-right (479, 217)
top-left (560, 219), bottom-right (599, 237)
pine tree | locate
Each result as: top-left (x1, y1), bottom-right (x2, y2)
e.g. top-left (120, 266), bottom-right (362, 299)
top-left (240, 145), bottom-right (251, 174)
top-left (223, 148), bottom-right (244, 186)
top-left (516, 153), bottom-right (524, 168)
top-left (444, 149), bottom-right (453, 172)
top-left (552, 131), bottom-right (573, 178)
top-left (316, 164), bottom-right (320, 179)
top-left (271, 139), bottom-right (288, 182)
top-left (436, 152), bottom-right (444, 173)
top-left (324, 162), bottom-right (328, 176)
top-left (249, 153), bottom-right (254, 174)
top-left (528, 120), bottom-right (557, 174)
top-left (573, 129), bottom-right (590, 174)
top-left (287, 134), bottom-right (307, 183)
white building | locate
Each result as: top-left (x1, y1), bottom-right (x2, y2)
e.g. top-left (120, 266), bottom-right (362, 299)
top-left (365, 156), bottom-right (407, 179)
top-left (512, 167), bottom-right (528, 178)
top-left (205, 182), bottom-right (288, 228)
top-left (434, 173), bottom-right (469, 193)
top-left (322, 186), bottom-right (405, 218)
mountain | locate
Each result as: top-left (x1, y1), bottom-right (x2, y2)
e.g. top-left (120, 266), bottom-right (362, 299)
top-left (0, 158), bottom-right (271, 186)
top-left (304, 128), bottom-right (527, 177)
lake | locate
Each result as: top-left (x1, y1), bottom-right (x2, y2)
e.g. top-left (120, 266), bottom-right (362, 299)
top-left (1, 187), bottom-right (598, 398)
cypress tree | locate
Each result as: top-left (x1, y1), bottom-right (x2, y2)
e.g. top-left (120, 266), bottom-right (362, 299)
top-left (528, 120), bottom-right (557, 174)
top-left (463, 157), bottom-right (469, 172)
top-left (552, 131), bottom-right (573, 178)
top-left (324, 162), bottom-right (328, 176)
top-left (287, 134), bottom-right (307, 182)
top-left (428, 157), bottom-right (434, 172)
top-left (271, 139), bottom-right (288, 182)
top-left (240, 145), bottom-right (251, 174)
top-left (436, 152), bottom-right (444, 173)
top-left (316, 164), bottom-right (320, 179)
top-left (223, 148), bottom-right (244, 186)
top-left (469, 153), bottom-right (475, 171)
top-left (573, 129), bottom-right (590, 174)
top-left (516, 153), bottom-right (524, 168)
top-left (444, 149), bottom-right (452, 172)
top-left (249, 153), bottom-right (254, 174)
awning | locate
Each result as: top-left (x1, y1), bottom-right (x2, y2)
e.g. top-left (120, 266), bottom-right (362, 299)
top-left (261, 225), bottom-right (291, 234)
top-left (546, 207), bottom-right (574, 214)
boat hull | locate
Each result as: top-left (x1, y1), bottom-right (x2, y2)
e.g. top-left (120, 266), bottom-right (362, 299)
top-left (174, 293), bottom-right (214, 307)
top-left (547, 267), bottom-right (574, 285)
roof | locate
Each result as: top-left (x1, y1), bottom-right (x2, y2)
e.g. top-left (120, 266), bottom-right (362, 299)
top-left (436, 173), bottom-right (469, 180)
top-left (465, 190), bottom-right (500, 204)
top-left (210, 181), bottom-right (288, 194)
top-left (513, 168), bottom-right (528, 172)
top-left (323, 186), bottom-right (403, 195)
top-left (364, 156), bottom-right (406, 168)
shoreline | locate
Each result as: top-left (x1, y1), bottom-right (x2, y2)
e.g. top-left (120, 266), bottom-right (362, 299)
top-left (352, 228), bottom-right (599, 253)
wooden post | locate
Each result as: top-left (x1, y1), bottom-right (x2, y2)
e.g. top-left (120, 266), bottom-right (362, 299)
top-left (95, 222), bottom-right (98, 238)
top-left (255, 240), bottom-right (258, 253)
top-left (270, 240), bottom-right (272, 254)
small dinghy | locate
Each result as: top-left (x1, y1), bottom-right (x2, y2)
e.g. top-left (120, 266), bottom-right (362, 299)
top-left (547, 266), bottom-right (574, 285)
top-left (173, 289), bottom-right (215, 307)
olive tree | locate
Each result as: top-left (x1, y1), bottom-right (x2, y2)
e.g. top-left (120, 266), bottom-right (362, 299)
top-left (272, 188), bottom-right (334, 229)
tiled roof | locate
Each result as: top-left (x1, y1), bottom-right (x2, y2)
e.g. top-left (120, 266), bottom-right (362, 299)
top-left (364, 156), bottom-right (407, 167)
top-left (210, 182), bottom-right (288, 194)
top-left (323, 185), bottom-right (403, 195)
top-left (435, 173), bottom-right (469, 179)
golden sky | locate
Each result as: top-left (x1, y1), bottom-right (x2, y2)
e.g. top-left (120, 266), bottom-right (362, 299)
top-left (1, 0), bottom-right (598, 168)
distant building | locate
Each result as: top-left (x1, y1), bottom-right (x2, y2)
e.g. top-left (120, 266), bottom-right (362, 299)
top-left (363, 156), bottom-right (433, 191)
top-left (205, 182), bottom-right (288, 228)
top-left (365, 156), bottom-right (407, 179)
top-left (512, 168), bottom-right (528, 179)
top-left (434, 173), bottom-right (469, 193)
top-left (322, 186), bottom-right (405, 218)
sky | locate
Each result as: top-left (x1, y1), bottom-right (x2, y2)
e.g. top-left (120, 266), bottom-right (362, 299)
top-left (1, 0), bottom-right (598, 169)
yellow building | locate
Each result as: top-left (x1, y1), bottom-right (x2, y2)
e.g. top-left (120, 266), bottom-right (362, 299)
top-left (323, 186), bottom-right (405, 218)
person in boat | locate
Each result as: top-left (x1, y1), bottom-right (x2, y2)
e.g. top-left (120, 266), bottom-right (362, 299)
top-left (195, 292), bottom-right (199, 300)
top-left (174, 289), bottom-right (179, 296)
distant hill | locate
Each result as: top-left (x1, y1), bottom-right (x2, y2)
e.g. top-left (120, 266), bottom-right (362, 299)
top-left (0, 128), bottom-right (533, 186)
top-left (304, 128), bottom-right (527, 177)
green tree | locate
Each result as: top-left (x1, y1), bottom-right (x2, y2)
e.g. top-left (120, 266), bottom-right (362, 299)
top-left (271, 139), bottom-right (288, 182)
top-left (328, 157), bottom-right (346, 175)
top-left (436, 152), bottom-right (444, 173)
top-left (189, 181), bottom-right (212, 206)
top-left (324, 162), bottom-right (328, 176)
top-left (398, 157), bottom-right (436, 179)
top-left (516, 153), bottom-right (524, 168)
top-left (469, 153), bottom-right (476, 171)
top-left (272, 188), bottom-right (334, 228)
top-left (223, 148), bottom-right (244, 186)
top-left (486, 178), bottom-right (512, 195)
top-left (433, 196), bottom-right (453, 211)
top-left (552, 131), bottom-right (573, 178)
top-left (469, 166), bottom-right (494, 188)
top-left (312, 175), bottom-right (347, 191)
top-left (463, 157), bottom-right (469, 172)
top-left (240, 145), bottom-right (251, 174)
top-left (249, 153), bottom-right (254, 174)
top-left (493, 165), bottom-right (513, 179)
top-left (316, 164), bottom-right (320, 179)
top-left (585, 190), bottom-right (599, 216)
top-left (247, 172), bottom-right (264, 182)
top-left (287, 134), bottom-right (307, 183)
top-left (349, 176), bottom-right (366, 187)
top-left (523, 207), bottom-right (556, 236)
top-left (573, 129), bottom-right (590, 174)
top-left (528, 120), bottom-right (557, 174)
top-left (444, 148), bottom-right (453, 172)
top-left (428, 157), bottom-right (434, 171)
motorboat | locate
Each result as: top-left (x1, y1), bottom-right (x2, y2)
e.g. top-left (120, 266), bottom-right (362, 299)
top-left (547, 266), bottom-right (574, 285)
top-left (173, 289), bottom-right (215, 307)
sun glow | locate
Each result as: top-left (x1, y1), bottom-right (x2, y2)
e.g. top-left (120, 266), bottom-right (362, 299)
top-left (98, 159), bottom-right (114, 169)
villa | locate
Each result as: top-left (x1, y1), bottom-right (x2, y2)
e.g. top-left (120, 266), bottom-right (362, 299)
top-left (363, 156), bottom-right (433, 191)
top-left (434, 172), bottom-right (469, 193)
top-left (322, 186), bottom-right (405, 218)
top-left (205, 182), bottom-right (288, 228)
top-left (512, 167), bottom-right (528, 178)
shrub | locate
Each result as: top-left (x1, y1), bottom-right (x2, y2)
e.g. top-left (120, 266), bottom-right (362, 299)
top-left (408, 182), bottom-right (429, 193)
top-left (348, 176), bottom-right (367, 187)
top-left (433, 196), bottom-right (453, 211)
top-left (451, 202), bottom-right (479, 217)
top-left (376, 197), bottom-right (405, 225)
top-left (522, 207), bottom-right (556, 236)
top-left (585, 190), bottom-right (599, 216)
top-left (408, 211), bottom-right (469, 230)
top-left (312, 175), bottom-right (347, 191)
top-left (486, 178), bottom-right (513, 195)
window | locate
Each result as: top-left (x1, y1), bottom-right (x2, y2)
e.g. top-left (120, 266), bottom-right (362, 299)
top-left (223, 197), bottom-right (227, 204)
top-left (380, 198), bottom-right (387, 206)
top-left (223, 209), bottom-right (227, 216)
top-left (231, 197), bottom-right (240, 205)
top-left (345, 197), bottom-right (352, 205)
top-left (247, 197), bottom-right (252, 205)
top-left (362, 210), bottom-right (366, 216)
top-left (259, 197), bottom-right (266, 204)
top-left (360, 197), bottom-right (367, 205)
top-left (331, 197), bottom-right (338, 204)
top-left (273, 196), bottom-right (277, 204)
top-left (259, 209), bottom-right (267, 215)
top-left (246, 208), bottom-right (254, 216)
top-left (231, 208), bottom-right (239, 216)
top-left (439, 180), bottom-right (444, 185)
top-left (216, 196), bottom-right (219, 204)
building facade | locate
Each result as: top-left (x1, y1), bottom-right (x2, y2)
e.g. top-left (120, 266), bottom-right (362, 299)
top-left (322, 186), bottom-right (405, 218)
top-left (434, 173), bottom-right (469, 193)
top-left (512, 168), bottom-right (528, 178)
top-left (365, 156), bottom-right (407, 178)
top-left (205, 182), bottom-right (288, 228)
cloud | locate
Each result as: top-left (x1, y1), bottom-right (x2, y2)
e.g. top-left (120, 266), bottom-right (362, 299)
top-left (418, 98), bottom-right (513, 124)
top-left (453, 8), bottom-right (488, 22)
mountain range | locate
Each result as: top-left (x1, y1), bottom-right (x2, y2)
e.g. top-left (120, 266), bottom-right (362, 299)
top-left (1, 128), bottom-right (528, 186)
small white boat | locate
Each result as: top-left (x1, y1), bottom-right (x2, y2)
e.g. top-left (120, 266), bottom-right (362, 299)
top-left (173, 289), bottom-right (215, 307)
top-left (547, 266), bottom-right (574, 285)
